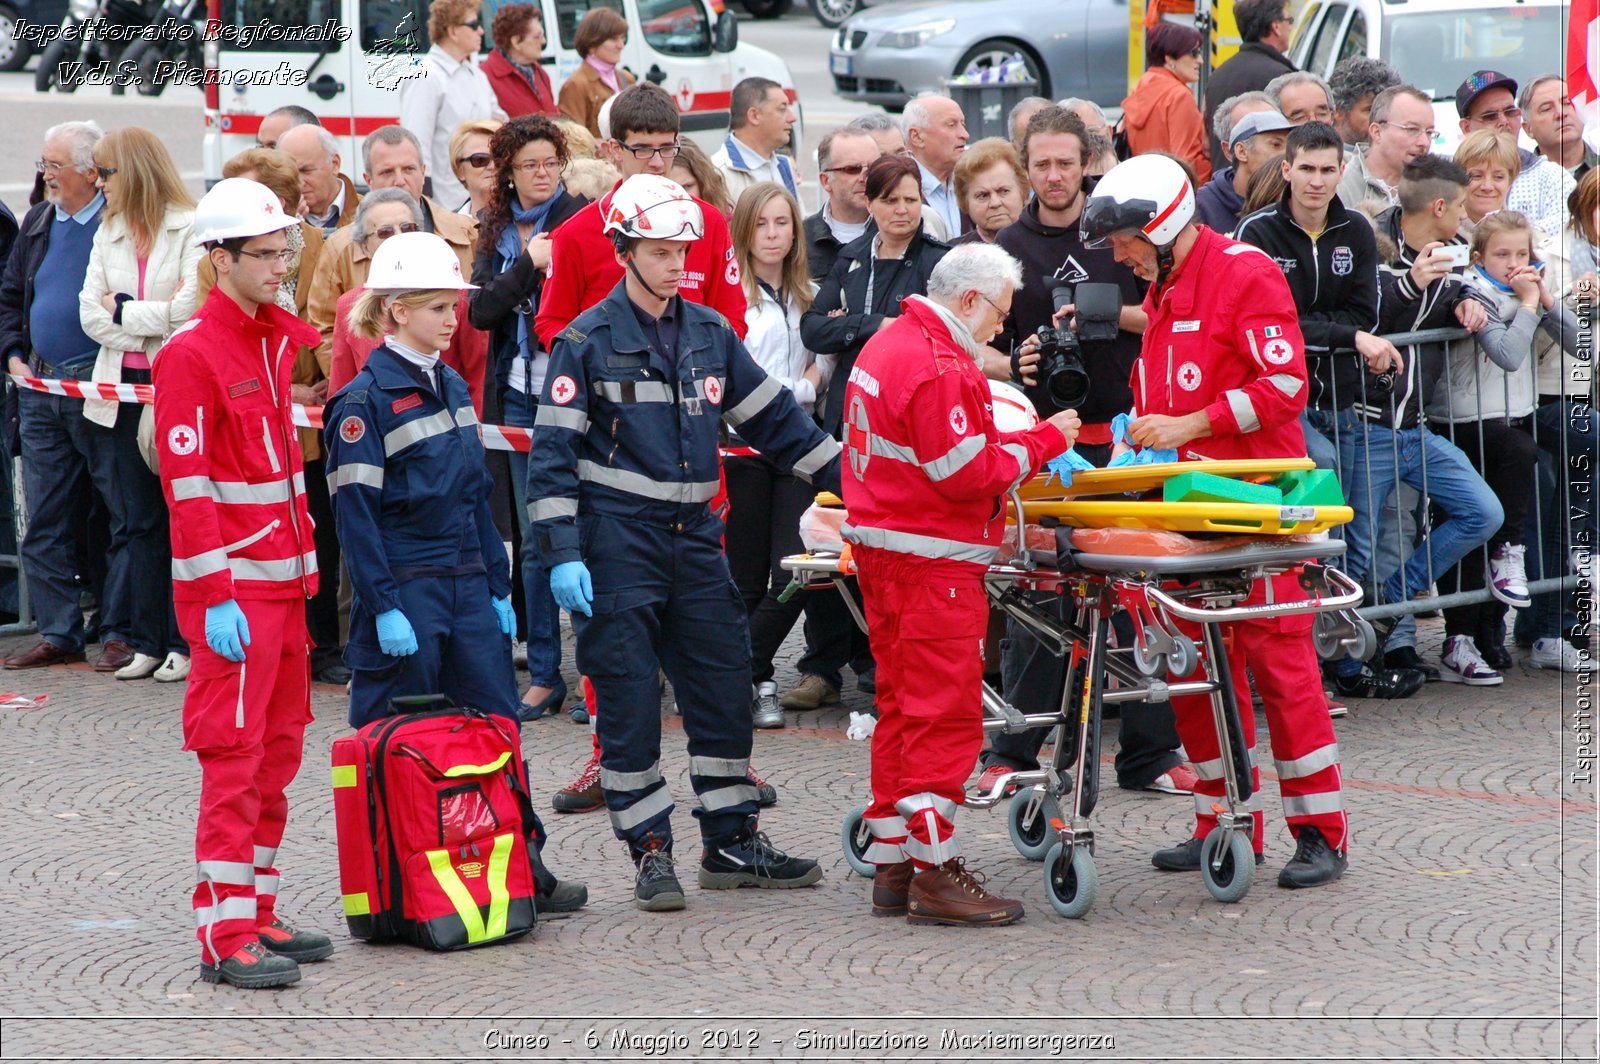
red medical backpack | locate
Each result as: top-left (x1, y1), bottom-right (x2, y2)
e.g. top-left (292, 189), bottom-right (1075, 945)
top-left (331, 700), bottom-right (538, 950)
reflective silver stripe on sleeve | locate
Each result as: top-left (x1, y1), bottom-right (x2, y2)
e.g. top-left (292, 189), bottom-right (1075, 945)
top-left (172, 548), bottom-right (229, 581)
top-left (1275, 743), bottom-right (1341, 780)
top-left (527, 497), bottom-right (579, 521)
top-left (841, 521), bottom-right (999, 565)
top-left (1226, 389), bottom-right (1261, 434)
top-left (1267, 372), bottom-right (1303, 397)
top-left (1281, 791), bottom-right (1345, 818)
top-left (689, 756), bottom-right (749, 778)
top-left (922, 434), bottom-right (986, 482)
top-left (869, 435), bottom-right (919, 465)
top-left (577, 459), bottom-right (718, 503)
top-left (195, 860), bottom-right (255, 886)
top-left (791, 437), bottom-right (839, 480)
top-left (170, 477), bottom-right (296, 505)
top-left (608, 785), bottom-right (674, 831)
top-left (230, 550), bottom-right (318, 583)
top-left (722, 374), bottom-right (783, 428)
top-left (596, 380), bottom-right (676, 403)
top-left (453, 405), bottom-right (479, 429)
top-left (697, 783), bottom-right (762, 812)
top-left (894, 790), bottom-right (959, 822)
top-left (383, 410), bottom-right (457, 456)
top-left (535, 404), bottom-right (590, 433)
top-left (254, 845), bottom-right (277, 868)
top-left (327, 463), bottom-right (385, 493)
top-left (1001, 442), bottom-right (1032, 488)
top-left (600, 764), bottom-right (663, 790)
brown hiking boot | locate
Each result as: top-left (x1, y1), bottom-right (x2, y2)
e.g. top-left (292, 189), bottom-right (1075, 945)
top-left (905, 858), bottom-right (1024, 927)
top-left (552, 752), bottom-right (603, 813)
top-left (871, 860), bottom-right (914, 916)
top-left (778, 674), bottom-right (840, 710)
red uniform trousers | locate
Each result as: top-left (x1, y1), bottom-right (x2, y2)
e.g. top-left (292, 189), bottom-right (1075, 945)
top-left (180, 597), bottom-right (311, 964)
top-left (1166, 571), bottom-right (1347, 854)
top-left (856, 547), bottom-right (988, 870)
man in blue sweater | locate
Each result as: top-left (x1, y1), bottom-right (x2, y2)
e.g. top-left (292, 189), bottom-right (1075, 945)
top-left (0, 121), bottom-right (127, 672)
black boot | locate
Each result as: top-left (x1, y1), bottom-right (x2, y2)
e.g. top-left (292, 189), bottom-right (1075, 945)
top-left (530, 849), bottom-right (588, 913)
top-left (1276, 826), bottom-right (1347, 889)
top-left (633, 836), bottom-right (685, 912)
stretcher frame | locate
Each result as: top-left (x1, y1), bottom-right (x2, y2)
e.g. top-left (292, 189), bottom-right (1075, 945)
top-left (780, 486), bottom-right (1368, 917)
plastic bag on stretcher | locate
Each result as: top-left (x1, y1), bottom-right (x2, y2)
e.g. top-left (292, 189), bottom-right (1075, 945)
top-left (799, 503), bottom-right (848, 553)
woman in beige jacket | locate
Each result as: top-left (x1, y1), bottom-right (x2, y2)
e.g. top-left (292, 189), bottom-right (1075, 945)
top-left (558, 7), bottom-right (635, 138)
top-left (78, 126), bottom-right (200, 682)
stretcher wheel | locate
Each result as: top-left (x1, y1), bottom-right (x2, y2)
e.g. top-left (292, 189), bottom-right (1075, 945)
top-left (1043, 841), bottom-right (1097, 919)
top-left (1006, 788), bottom-right (1060, 862)
top-left (1167, 633), bottom-right (1198, 677)
top-left (840, 804), bottom-right (875, 878)
top-left (1133, 637), bottom-right (1167, 677)
top-left (1351, 617), bottom-right (1377, 661)
top-left (1199, 828), bottom-right (1254, 903)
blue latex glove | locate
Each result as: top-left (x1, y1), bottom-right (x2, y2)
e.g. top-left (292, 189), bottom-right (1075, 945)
top-left (375, 608), bottom-right (418, 657)
top-left (550, 561), bottom-right (593, 617)
top-left (491, 595), bottom-right (516, 637)
top-left (1108, 414), bottom-right (1179, 468)
top-left (1043, 447), bottom-right (1096, 487)
top-left (204, 599), bottom-right (251, 662)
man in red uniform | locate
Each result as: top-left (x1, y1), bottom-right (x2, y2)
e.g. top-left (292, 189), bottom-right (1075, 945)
top-left (1081, 153), bottom-right (1348, 888)
top-left (841, 243), bottom-right (1080, 925)
top-left (155, 178), bottom-right (330, 988)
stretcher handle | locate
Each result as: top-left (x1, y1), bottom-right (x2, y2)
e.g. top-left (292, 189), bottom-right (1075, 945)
top-left (1141, 566), bottom-right (1363, 624)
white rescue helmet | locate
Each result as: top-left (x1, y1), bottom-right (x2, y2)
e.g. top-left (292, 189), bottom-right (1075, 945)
top-left (989, 379), bottom-right (1039, 433)
top-left (1079, 154), bottom-right (1195, 251)
top-left (192, 177), bottom-right (300, 246)
top-left (602, 174), bottom-right (705, 244)
top-left (363, 231), bottom-right (478, 293)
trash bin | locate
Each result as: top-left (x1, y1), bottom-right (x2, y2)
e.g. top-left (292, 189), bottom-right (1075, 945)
top-left (941, 77), bottom-right (1041, 141)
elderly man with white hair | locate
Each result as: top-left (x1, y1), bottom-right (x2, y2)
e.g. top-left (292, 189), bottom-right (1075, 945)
top-left (841, 242), bottom-right (1080, 928)
top-left (277, 123), bottom-right (362, 231)
top-left (902, 92), bottom-right (969, 239)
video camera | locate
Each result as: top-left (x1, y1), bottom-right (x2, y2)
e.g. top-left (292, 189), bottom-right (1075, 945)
top-left (1034, 282), bottom-right (1121, 410)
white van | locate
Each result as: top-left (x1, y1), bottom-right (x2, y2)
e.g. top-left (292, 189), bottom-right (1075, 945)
top-left (201, 0), bottom-right (801, 183)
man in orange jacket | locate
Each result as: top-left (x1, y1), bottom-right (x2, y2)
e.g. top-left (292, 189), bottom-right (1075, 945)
top-left (155, 178), bottom-right (330, 988)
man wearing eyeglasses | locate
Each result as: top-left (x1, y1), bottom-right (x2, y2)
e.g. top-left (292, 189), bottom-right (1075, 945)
top-left (803, 126), bottom-right (879, 280)
top-left (1455, 70), bottom-right (1575, 237)
top-left (398, 0), bottom-right (506, 213)
top-left (1337, 85), bottom-right (1436, 210)
top-left (533, 83), bottom-right (747, 350)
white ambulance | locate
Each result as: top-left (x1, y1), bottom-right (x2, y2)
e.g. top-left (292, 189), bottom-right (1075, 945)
top-left (200, 0), bottom-right (801, 184)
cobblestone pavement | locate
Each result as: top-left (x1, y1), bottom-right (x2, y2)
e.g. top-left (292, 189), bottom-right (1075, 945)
top-left (0, 614), bottom-right (1595, 1063)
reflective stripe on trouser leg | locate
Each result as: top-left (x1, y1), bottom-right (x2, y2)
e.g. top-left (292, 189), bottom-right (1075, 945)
top-left (864, 814), bottom-right (908, 866)
top-left (1247, 578), bottom-right (1349, 851)
top-left (600, 760), bottom-right (673, 839)
top-left (897, 793), bottom-right (960, 869)
top-left (1165, 613), bottom-right (1265, 852)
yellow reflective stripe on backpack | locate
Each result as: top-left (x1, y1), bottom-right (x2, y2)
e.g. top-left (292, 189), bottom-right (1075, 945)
top-left (441, 752), bottom-right (512, 778)
top-left (424, 832), bottom-right (515, 943)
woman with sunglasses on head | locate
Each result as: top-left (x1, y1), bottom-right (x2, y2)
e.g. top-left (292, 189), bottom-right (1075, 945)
top-left (399, 0), bottom-right (507, 217)
top-left (468, 115), bottom-right (589, 721)
top-left (78, 125), bottom-right (199, 682)
top-left (1118, 22), bottom-right (1210, 184)
top-left (329, 189), bottom-right (483, 409)
top-left (449, 119), bottom-right (504, 217)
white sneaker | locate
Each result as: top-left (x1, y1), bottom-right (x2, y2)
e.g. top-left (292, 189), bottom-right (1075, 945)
top-left (114, 652), bottom-right (161, 680)
top-left (1440, 635), bottom-right (1504, 686)
top-left (152, 652), bottom-right (191, 683)
top-left (1487, 543), bottom-right (1531, 607)
top-left (1530, 638), bottom-right (1591, 673)
top-left (512, 640), bottom-right (528, 667)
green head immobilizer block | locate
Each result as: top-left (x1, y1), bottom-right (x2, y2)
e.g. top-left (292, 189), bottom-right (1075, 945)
top-left (1163, 471), bottom-right (1284, 506)
top-left (1275, 468), bottom-right (1346, 508)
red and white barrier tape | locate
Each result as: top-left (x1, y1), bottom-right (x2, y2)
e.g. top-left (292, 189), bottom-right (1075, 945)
top-left (7, 373), bottom-right (537, 453)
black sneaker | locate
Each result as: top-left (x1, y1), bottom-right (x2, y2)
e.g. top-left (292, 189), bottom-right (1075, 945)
top-left (698, 822), bottom-right (824, 890)
top-left (1151, 836), bottom-right (1263, 871)
top-left (1382, 646), bottom-right (1439, 683)
top-left (1333, 664), bottom-right (1424, 700)
top-left (1277, 826), bottom-right (1347, 889)
top-left (632, 839), bottom-right (685, 912)
top-left (199, 941), bottom-right (301, 988)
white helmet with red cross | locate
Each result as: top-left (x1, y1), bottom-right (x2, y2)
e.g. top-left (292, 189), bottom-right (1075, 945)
top-left (192, 177), bottom-right (299, 246)
top-left (1079, 153), bottom-right (1195, 251)
top-left (602, 174), bottom-right (705, 244)
top-left (363, 231), bottom-right (477, 293)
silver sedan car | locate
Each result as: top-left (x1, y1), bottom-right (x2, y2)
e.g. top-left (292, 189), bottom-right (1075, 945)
top-left (829, 0), bottom-right (1129, 111)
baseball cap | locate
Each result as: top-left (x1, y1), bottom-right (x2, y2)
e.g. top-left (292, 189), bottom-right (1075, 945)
top-left (1229, 110), bottom-right (1295, 151)
top-left (1454, 70), bottom-right (1518, 118)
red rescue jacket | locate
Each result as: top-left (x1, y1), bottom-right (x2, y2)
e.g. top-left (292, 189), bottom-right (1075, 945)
top-left (154, 288), bottom-right (320, 605)
top-left (840, 296), bottom-right (1067, 579)
top-left (1132, 225), bottom-right (1310, 461)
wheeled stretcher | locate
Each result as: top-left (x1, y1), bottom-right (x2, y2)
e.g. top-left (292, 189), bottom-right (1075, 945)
top-left (780, 469), bottom-right (1368, 917)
